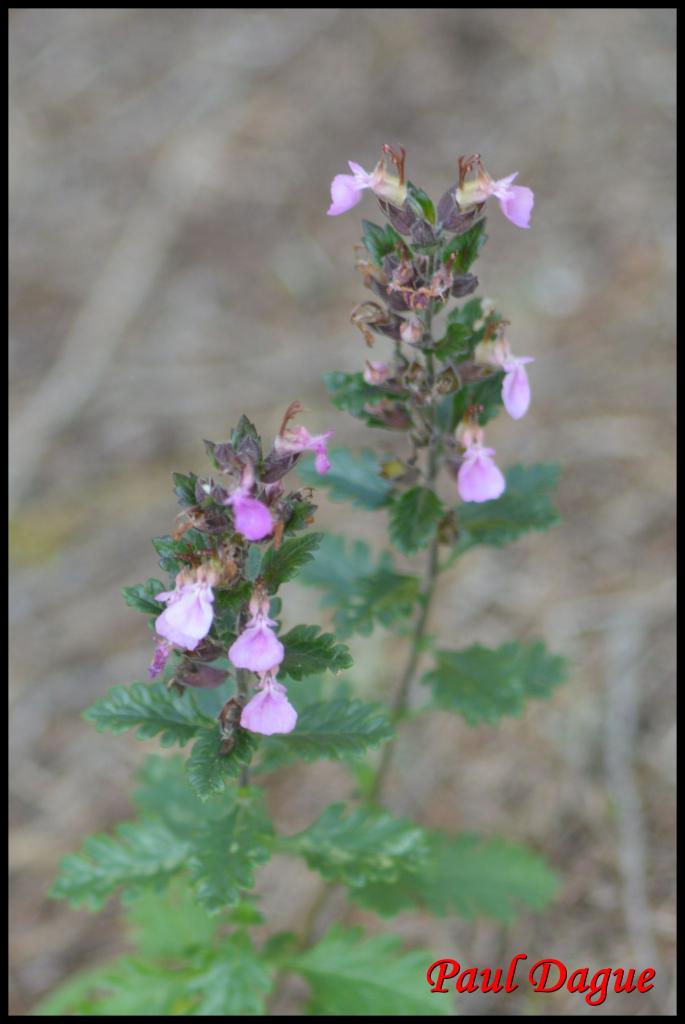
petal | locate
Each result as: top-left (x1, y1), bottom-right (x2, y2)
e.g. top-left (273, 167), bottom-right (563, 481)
top-left (457, 455), bottom-right (506, 503)
top-left (240, 687), bottom-right (297, 736)
top-left (157, 589), bottom-right (214, 645)
top-left (502, 365), bottom-right (531, 419)
top-left (327, 174), bottom-right (364, 216)
top-left (228, 624), bottom-right (285, 672)
top-left (492, 171), bottom-right (519, 192)
top-left (232, 495), bottom-right (274, 541)
top-left (155, 608), bottom-right (202, 650)
top-left (498, 185), bottom-right (534, 229)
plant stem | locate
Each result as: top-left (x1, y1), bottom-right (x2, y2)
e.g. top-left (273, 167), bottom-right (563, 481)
top-left (236, 667), bottom-right (250, 787)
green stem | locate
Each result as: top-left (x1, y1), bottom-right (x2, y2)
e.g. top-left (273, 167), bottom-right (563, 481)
top-left (236, 668), bottom-right (250, 787)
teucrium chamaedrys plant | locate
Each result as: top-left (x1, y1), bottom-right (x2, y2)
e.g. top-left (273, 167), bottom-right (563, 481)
top-left (41, 145), bottom-right (566, 1016)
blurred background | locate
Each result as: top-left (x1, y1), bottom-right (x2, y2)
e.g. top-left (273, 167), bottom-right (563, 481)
top-left (9, 8), bottom-right (676, 1016)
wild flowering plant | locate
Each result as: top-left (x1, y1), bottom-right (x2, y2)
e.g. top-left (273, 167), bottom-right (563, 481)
top-left (42, 145), bottom-right (566, 1016)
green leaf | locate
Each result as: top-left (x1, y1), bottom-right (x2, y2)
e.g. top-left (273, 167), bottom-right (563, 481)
top-left (280, 624), bottom-right (352, 679)
top-left (298, 534), bottom-right (421, 638)
top-left (280, 803), bottom-right (428, 889)
top-left (186, 727), bottom-right (257, 801)
top-left (152, 529), bottom-right (208, 574)
top-left (433, 321), bottom-right (471, 361)
top-left (260, 532), bottom-right (322, 592)
top-left (133, 754), bottom-right (211, 835)
top-left (187, 933), bottom-right (272, 1015)
top-left (172, 470), bottom-right (199, 508)
top-left (422, 640), bottom-right (568, 725)
top-left (449, 369), bottom-right (505, 427)
top-left (298, 447), bottom-right (392, 509)
top-left (455, 463), bottom-right (562, 554)
top-left (125, 880), bottom-right (219, 959)
top-left (361, 219), bottom-right (403, 265)
top-left (406, 181), bottom-right (436, 225)
top-left (443, 217), bottom-right (487, 272)
top-left (353, 830), bottom-right (559, 923)
top-left (259, 699), bottom-right (394, 769)
top-left (49, 819), bottom-right (189, 910)
top-left (389, 486), bottom-right (445, 555)
top-left (289, 926), bottom-right (452, 1016)
top-left (121, 578), bottom-right (166, 616)
top-left (188, 794), bottom-right (272, 912)
top-left (82, 682), bottom-right (212, 747)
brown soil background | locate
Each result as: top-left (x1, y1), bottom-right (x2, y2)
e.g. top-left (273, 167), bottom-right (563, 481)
top-left (9, 9), bottom-right (675, 1016)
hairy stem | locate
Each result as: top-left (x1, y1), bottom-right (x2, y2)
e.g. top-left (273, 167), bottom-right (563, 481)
top-left (236, 667), bottom-right (250, 787)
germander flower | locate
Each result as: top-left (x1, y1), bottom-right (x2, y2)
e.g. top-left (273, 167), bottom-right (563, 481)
top-left (274, 402), bottom-right (333, 474)
top-left (456, 424), bottom-right (506, 503)
top-left (363, 361), bottom-right (391, 386)
top-left (240, 668), bottom-right (297, 736)
top-left (327, 149), bottom-right (407, 216)
top-left (457, 157), bottom-right (534, 229)
top-left (475, 335), bottom-right (535, 420)
top-left (224, 464), bottom-right (274, 541)
top-left (228, 592), bottom-right (284, 673)
top-left (155, 572), bottom-right (215, 651)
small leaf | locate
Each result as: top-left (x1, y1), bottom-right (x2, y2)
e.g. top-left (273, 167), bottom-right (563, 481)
top-left (172, 471), bottom-right (199, 509)
top-left (298, 447), bottom-right (392, 509)
top-left (289, 926), bottom-right (451, 1016)
top-left (121, 578), bottom-right (166, 616)
top-left (187, 932), bottom-right (272, 1015)
top-left (361, 219), bottom-right (403, 265)
top-left (280, 624), bottom-right (352, 679)
top-left (82, 682), bottom-right (212, 747)
top-left (125, 880), bottom-right (218, 958)
top-left (389, 486), bottom-right (445, 555)
top-left (406, 181), bottom-right (436, 225)
top-left (186, 727), bottom-right (257, 801)
top-left (443, 217), bottom-right (487, 272)
top-left (280, 803), bottom-right (428, 889)
top-left (322, 371), bottom-right (396, 427)
top-left (260, 532), bottom-right (322, 592)
top-left (422, 640), bottom-right (568, 725)
top-left (259, 699), bottom-right (393, 769)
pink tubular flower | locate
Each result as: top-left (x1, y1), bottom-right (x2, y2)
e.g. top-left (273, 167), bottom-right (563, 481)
top-left (228, 592), bottom-right (284, 673)
top-left (457, 431), bottom-right (506, 503)
top-left (457, 158), bottom-right (534, 229)
top-left (327, 152), bottom-right (407, 216)
top-left (474, 335), bottom-right (535, 420)
top-left (363, 361), bottom-right (391, 386)
top-left (275, 413), bottom-right (334, 475)
top-left (155, 574), bottom-right (215, 651)
top-left (240, 669), bottom-right (297, 736)
top-left (224, 464), bottom-right (273, 541)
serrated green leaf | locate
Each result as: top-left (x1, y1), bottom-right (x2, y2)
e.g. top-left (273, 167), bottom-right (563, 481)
top-left (455, 463), bottom-right (562, 554)
top-left (443, 217), bottom-right (487, 272)
top-left (298, 447), bottom-right (392, 509)
top-left (186, 727), bottom-right (257, 801)
top-left (280, 803), bottom-right (428, 889)
top-left (260, 532), bottom-right (322, 592)
top-left (389, 486), bottom-right (445, 555)
top-left (449, 369), bottom-right (505, 428)
top-left (289, 926), bottom-right (452, 1016)
top-left (259, 699), bottom-right (393, 769)
top-left (361, 219), bottom-right (403, 265)
top-left (353, 829), bottom-right (559, 923)
top-left (298, 534), bottom-right (421, 638)
top-left (173, 471), bottom-right (199, 508)
top-left (82, 682), bottom-right (212, 747)
top-left (187, 932), bottom-right (272, 1015)
top-left (133, 754), bottom-right (213, 835)
top-left (322, 371), bottom-right (395, 427)
top-left (121, 578), bottom-right (166, 616)
top-left (422, 641), bottom-right (568, 725)
top-left (280, 624), bottom-right (352, 679)
top-left (406, 181), bottom-right (436, 225)
top-left (152, 529), bottom-right (209, 574)
top-left (125, 880), bottom-right (219, 959)
top-left (188, 794), bottom-right (272, 912)
top-left (49, 819), bottom-right (189, 910)
top-left (433, 321), bottom-right (471, 361)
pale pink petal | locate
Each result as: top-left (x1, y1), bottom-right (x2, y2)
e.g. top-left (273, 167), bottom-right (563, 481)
top-left (327, 174), bottom-right (364, 216)
top-left (228, 623), bottom-right (285, 673)
top-left (492, 172), bottom-right (519, 192)
top-left (240, 685), bottom-right (297, 736)
top-left (155, 583), bottom-right (214, 650)
top-left (502, 364), bottom-right (531, 419)
top-left (458, 453), bottom-right (506, 503)
top-left (498, 185), bottom-right (534, 229)
top-left (232, 494), bottom-right (273, 541)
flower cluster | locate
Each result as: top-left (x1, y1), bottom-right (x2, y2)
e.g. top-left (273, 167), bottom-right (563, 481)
top-left (146, 406), bottom-right (333, 736)
top-left (328, 145), bottom-right (537, 506)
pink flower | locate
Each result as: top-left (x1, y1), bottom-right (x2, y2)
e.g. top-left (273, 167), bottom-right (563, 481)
top-left (457, 441), bottom-right (506, 503)
top-left (275, 423), bottom-right (334, 475)
top-left (240, 669), bottom-right (297, 736)
top-left (457, 161), bottom-right (534, 229)
top-left (501, 355), bottom-right (534, 419)
top-left (228, 594), bottom-right (284, 673)
top-left (224, 464), bottom-right (274, 541)
top-left (155, 576), bottom-right (215, 651)
top-left (327, 156), bottom-right (407, 216)
top-left (147, 636), bottom-right (172, 679)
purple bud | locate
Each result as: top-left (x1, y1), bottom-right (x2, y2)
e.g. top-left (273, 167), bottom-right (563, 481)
top-left (147, 637), bottom-right (172, 679)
